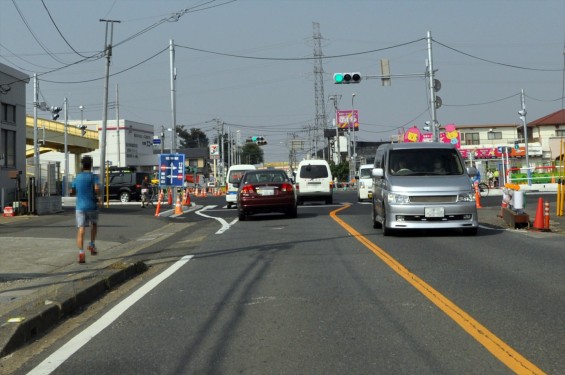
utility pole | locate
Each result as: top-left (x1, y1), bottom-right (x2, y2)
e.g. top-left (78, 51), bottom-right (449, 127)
top-left (329, 95), bottom-right (341, 164)
top-left (427, 31), bottom-right (439, 142)
top-left (99, 18), bottom-right (120, 203)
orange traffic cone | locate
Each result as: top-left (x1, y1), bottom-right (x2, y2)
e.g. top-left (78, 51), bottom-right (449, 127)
top-left (154, 190), bottom-right (164, 217)
top-left (167, 187), bottom-right (173, 205)
top-left (474, 181), bottom-right (483, 208)
top-left (183, 189), bottom-right (191, 206)
top-left (175, 194), bottom-right (183, 215)
top-left (532, 197), bottom-right (545, 230)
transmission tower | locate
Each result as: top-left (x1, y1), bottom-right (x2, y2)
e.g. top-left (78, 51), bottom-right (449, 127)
top-left (313, 22), bottom-right (327, 160)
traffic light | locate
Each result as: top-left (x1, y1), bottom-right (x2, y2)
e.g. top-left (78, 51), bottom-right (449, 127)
top-left (50, 106), bottom-right (62, 120)
top-left (251, 136), bottom-right (267, 145)
top-left (333, 72), bottom-right (361, 84)
top-left (432, 79), bottom-right (442, 109)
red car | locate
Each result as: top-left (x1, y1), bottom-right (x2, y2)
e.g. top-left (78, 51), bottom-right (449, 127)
top-left (236, 169), bottom-right (297, 221)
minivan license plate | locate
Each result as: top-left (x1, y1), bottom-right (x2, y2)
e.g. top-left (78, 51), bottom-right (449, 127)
top-left (425, 207), bottom-right (444, 218)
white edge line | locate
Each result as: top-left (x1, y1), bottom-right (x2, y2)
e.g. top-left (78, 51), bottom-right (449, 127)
top-left (28, 255), bottom-right (194, 375)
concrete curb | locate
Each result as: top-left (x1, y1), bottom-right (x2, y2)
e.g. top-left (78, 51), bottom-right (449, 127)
top-left (0, 260), bottom-right (148, 357)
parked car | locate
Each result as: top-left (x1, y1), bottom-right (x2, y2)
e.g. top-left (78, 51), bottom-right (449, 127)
top-left (294, 159), bottom-right (333, 205)
top-left (106, 170), bottom-right (152, 202)
top-left (235, 169), bottom-right (297, 221)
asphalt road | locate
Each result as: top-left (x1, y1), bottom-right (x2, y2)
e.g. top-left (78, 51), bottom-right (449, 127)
top-left (6, 190), bottom-right (565, 374)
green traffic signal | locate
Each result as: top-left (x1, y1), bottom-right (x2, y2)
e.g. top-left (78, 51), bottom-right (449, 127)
top-left (334, 72), bottom-right (361, 84)
top-left (334, 73), bottom-right (344, 84)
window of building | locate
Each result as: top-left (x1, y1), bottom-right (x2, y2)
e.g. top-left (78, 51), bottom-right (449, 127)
top-left (463, 132), bottom-right (480, 145)
top-left (556, 129), bottom-right (565, 137)
top-left (1, 103), bottom-right (16, 124)
top-left (1, 129), bottom-right (16, 167)
top-left (487, 131), bottom-right (502, 140)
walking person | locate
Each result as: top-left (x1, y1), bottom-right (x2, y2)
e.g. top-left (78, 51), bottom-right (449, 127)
top-left (141, 175), bottom-right (150, 208)
top-left (71, 155), bottom-right (100, 264)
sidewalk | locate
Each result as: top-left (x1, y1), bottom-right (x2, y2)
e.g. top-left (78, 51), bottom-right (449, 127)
top-left (0, 204), bottom-right (197, 358)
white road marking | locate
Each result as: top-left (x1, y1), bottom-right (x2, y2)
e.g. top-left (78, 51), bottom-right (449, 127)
top-left (195, 205), bottom-right (234, 234)
top-left (28, 255), bottom-right (194, 375)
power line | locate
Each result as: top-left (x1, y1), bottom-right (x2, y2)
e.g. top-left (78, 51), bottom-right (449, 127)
top-left (434, 39), bottom-right (563, 72)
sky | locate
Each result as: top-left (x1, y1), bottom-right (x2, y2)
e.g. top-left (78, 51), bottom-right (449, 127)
top-left (1, 0), bottom-right (564, 163)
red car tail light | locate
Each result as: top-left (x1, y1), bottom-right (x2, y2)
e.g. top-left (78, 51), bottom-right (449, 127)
top-left (241, 184), bottom-right (255, 195)
top-left (280, 183), bottom-right (294, 192)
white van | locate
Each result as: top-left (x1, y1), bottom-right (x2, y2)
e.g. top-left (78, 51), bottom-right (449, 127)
top-left (371, 142), bottom-right (478, 236)
top-left (226, 164), bottom-right (256, 208)
top-left (356, 164), bottom-right (373, 202)
top-left (295, 159), bottom-right (333, 205)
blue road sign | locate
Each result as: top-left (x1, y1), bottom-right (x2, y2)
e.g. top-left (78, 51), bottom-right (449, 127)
top-left (159, 154), bottom-right (185, 187)
top-left (153, 137), bottom-right (161, 145)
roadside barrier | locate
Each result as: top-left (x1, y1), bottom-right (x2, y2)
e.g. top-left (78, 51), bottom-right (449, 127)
top-left (544, 201), bottom-right (550, 230)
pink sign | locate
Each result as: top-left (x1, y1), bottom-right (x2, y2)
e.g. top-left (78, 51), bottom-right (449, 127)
top-left (403, 126), bottom-right (423, 142)
top-left (336, 110), bottom-right (359, 130)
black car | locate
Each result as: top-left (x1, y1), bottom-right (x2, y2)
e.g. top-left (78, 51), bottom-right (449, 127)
top-left (106, 170), bottom-right (152, 202)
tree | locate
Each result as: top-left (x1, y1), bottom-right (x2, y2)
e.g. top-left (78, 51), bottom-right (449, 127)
top-left (241, 142), bottom-right (263, 165)
top-left (330, 160), bottom-right (349, 182)
top-left (177, 125), bottom-right (209, 148)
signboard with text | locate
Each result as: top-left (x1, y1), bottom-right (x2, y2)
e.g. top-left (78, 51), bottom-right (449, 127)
top-left (158, 154), bottom-right (185, 187)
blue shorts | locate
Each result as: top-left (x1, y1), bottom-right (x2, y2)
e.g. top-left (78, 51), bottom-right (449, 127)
top-left (76, 210), bottom-right (99, 227)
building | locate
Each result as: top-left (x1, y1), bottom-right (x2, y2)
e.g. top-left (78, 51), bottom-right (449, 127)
top-left (0, 63), bottom-right (29, 208)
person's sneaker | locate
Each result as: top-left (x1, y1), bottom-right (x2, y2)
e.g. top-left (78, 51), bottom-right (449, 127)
top-left (79, 252), bottom-right (86, 264)
top-left (88, 244), bottom-right (98, 255)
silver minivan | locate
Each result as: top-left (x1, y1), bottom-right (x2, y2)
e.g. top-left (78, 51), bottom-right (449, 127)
top-left (371, 142), bottom-right (478, 236)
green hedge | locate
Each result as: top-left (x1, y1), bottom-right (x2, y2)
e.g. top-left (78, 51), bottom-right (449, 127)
top-left (508, 172), bottom-right (555, 184)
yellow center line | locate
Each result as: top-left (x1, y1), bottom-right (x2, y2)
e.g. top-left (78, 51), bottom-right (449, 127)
top-left (330, 204), bottom-right (545, 375)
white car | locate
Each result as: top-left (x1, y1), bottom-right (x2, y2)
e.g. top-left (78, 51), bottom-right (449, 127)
top-left (356, 164), bottom-right (373, 201)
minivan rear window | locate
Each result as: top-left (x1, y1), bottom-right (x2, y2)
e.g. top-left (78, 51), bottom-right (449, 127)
top-left (359, 168), bottom-right (372, 178)
top-left (300, 165), bottom-right (328, 179)
top-left (389, 149), bottom-right (464, 176)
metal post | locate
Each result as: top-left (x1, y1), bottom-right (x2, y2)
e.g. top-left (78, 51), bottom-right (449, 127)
top-left (520, 89), bottom-right (531, 186)
top-left (352, 93), bottom-right (356, 182)
top-left (64, 97), bottom-right (69, 196)
top-left (170, 39), bottom-right (177, 154)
